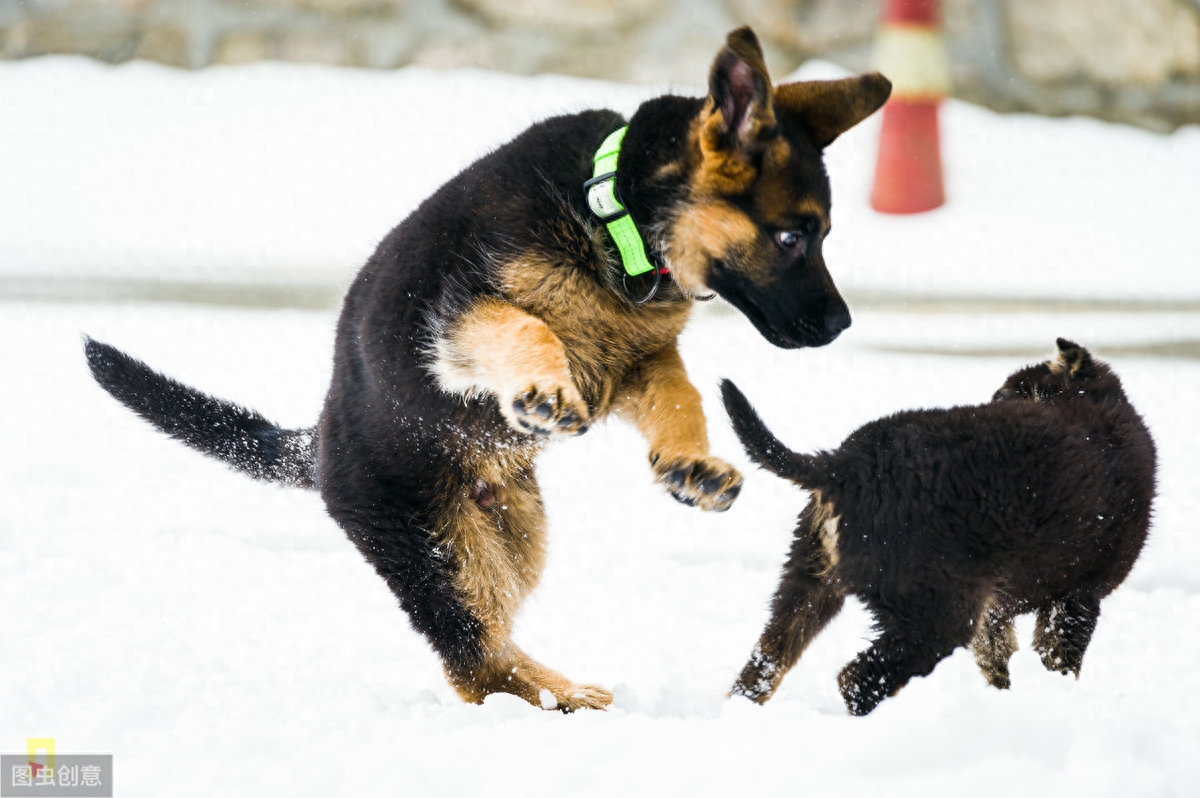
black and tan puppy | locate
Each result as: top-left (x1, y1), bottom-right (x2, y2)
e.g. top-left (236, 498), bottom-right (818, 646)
top-left (83, 27), bottom-right (890, 711)
top-left (724, 339), bottom-right (1156, 715)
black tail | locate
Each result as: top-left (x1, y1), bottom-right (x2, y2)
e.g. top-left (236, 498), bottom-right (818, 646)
top-left (719, 379), bottom-right (817, 488)
top-left (84, 337), bottom-right (317, 489)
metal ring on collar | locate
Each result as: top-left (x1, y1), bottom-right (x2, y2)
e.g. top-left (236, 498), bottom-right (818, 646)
top-left (622, 263), bottom-right (661, 304)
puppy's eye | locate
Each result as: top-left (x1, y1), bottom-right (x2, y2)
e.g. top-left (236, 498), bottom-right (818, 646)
top-left (775, 230), bottom-right (806, 251)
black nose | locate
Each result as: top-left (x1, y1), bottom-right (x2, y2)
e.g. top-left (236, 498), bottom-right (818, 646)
top-left (824, 303), bottom-right (852, 338)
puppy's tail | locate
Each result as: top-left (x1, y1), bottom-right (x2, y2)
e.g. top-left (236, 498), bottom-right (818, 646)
top-left (84, 337), bottom-right (317, 490)
top-left (720, 379), bottom-right (818, 488)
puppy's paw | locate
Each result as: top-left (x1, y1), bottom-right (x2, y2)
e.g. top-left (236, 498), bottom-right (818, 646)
top-left (554, 683), bottom-right (613, 713)
top-left (506, 384), bottom-right (590, 438)
top-left (651, 453), bottom-right (742, 512)
top-left (730, 646), bottom-right (781, 704)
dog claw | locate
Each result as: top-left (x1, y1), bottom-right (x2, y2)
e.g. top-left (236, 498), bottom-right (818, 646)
top-left (507, 384), bottom-right (589, 438)
top-left (653, 455), bottom-right (743, 512)
top-left (670, 491), bottom-right (698, 507)
top-left (721, 483), bottom-right (742, 500)
top-left (666, 469), bottom-right (687, 489)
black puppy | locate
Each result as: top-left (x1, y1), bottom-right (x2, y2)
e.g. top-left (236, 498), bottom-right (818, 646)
top-left (723, 339), bottom-right (1156, 715)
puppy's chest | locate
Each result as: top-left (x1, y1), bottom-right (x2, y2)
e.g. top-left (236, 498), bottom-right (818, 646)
top-left (502, 259), bottom-right (689, 411)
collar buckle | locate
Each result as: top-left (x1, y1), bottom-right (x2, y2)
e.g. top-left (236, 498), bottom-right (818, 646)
top-left (583, 172), bottom-right (628, 223)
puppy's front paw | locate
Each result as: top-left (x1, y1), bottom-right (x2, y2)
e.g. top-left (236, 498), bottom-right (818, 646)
top-left (506, 384), bottom-right (590, 438)
top-left (651, 454), bottom-right (742, 512)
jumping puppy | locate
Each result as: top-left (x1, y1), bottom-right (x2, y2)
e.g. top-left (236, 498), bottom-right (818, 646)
top-left (83, 27), bottom-right (891, 711)
top-left (723, 339), bottom-right (1156, 715)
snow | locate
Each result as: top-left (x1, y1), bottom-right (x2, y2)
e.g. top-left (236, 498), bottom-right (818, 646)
top-left (2, 57), bottom-right (1199, 797)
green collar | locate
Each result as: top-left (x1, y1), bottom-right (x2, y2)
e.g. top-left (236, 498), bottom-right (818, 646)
top-left (584, 126), bottom-right (664, 302)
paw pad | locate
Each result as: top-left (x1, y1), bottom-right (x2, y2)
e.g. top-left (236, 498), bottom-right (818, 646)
top-left (652, 455), bottom-right (743, 512)
top-left (508, 385), bottom-right (589, 438)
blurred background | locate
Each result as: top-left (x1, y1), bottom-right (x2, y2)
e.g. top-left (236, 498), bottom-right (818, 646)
top-left (2, 1), bottom-right (1198, 314)
top-left (2, 0), bottom-right (1198, 132)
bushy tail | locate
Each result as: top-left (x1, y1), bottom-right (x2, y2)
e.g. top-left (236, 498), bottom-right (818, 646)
top-left (84, 337), bottom-right (317, 489)
top-left (719, 379), bottom-right (817, 488)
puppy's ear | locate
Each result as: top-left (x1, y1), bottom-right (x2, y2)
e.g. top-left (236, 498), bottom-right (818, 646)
top-left (774, 73), bottom-right (892, 149)
top-left (703, 27), bottom-right (775, 153)
top-left (1053, 337), bottom-right (1094, 379)
top-left (1056, 337), bottom-right (1083, 355)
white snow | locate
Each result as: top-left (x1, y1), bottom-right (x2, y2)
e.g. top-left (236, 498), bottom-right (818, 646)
top-left (2, 57), bottom-right (1199, 797)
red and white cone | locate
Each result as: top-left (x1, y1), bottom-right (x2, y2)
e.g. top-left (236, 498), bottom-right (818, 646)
top-left (870, 0), bottom-right (949, 214)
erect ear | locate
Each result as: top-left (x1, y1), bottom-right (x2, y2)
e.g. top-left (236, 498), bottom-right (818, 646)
top-left (1053, 337), bottom-right (1094, 378)
top-left (774, 73), bottom-right (892, 149)
top-left (704, 27), bottom-right (775, 152)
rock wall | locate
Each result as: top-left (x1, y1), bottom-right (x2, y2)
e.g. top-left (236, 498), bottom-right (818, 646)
top-left (3, 0), bottom-right (1199, 131)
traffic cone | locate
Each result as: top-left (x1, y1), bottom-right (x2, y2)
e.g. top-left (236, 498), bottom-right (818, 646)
top-left (870, 0), bottom-right (949, 214)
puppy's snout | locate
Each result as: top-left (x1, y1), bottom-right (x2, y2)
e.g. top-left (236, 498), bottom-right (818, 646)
top-left (824, 303), bottom-right (852, 338)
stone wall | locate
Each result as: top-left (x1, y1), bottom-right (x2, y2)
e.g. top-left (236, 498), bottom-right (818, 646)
top-left (3, 0), bottom-right (1199, 131)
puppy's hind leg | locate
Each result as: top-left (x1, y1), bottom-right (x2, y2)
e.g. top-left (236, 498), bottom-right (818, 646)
top-left (971, 598), bottom-right (1018, 689)
top-left (432, 467), bottom-right (612, 711)
top-left (1033, 591), bottom-right (1102, 678)
top-left (327, 461), bottom-right (610, 711)
top-left (839, 587), bottom-right (985, 715)
top-left (448, 644), bottom-right (612, 712)
top-left (731, 499), bottom-right (844, 703)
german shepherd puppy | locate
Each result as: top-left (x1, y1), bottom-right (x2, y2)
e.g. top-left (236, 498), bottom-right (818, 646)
top-left (723, 339), bottom-right (1156, 715)
top-left (84, 27), bottom-right (890, 711)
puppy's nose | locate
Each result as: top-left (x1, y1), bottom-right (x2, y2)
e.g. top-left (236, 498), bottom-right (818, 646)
top-left (824, 303), bottom-right (852, 338)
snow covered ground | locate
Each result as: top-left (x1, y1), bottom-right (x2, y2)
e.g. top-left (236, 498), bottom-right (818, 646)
top-left (2, 58), bottom-right (1199, 796)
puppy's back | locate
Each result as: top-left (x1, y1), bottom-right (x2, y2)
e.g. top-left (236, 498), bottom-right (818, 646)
top-left (824, 399), bottom-right (1153, 601)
